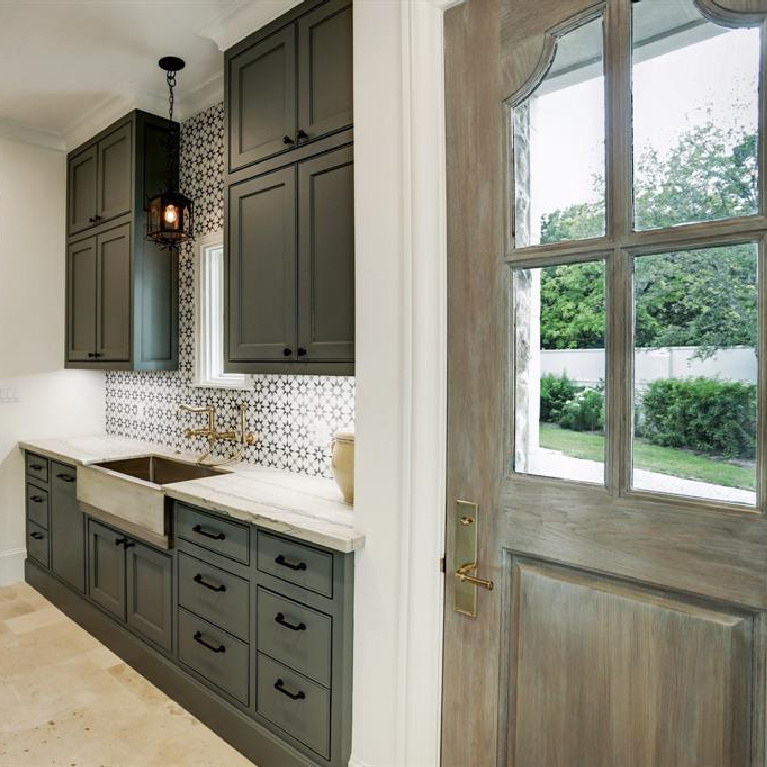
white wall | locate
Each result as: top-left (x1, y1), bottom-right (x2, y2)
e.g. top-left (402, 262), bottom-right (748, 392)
top-left (541, 346), bottom-right (758, 388)
top-left (0, 135), bottom-right (105, 585)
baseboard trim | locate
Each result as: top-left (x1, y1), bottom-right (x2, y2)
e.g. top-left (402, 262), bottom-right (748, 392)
top-left (25, 560), bottom-right (316, 767)
top-left (0, 547), bottom-right (26, 586)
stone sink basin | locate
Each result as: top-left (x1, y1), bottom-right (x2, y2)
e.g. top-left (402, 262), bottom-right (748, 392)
top-left (78, 455), bottom-right (230, 548)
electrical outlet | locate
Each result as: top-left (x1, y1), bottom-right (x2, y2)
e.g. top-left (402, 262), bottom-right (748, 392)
top-left (0, 386), bottom-right (20, 404)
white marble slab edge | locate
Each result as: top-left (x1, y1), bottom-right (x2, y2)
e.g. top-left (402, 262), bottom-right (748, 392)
top-left (19, 435), bottom-right (363, 553)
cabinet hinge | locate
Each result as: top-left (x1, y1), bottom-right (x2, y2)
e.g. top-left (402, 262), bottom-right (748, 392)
top-left (439, 556), bottom-right (446, 574)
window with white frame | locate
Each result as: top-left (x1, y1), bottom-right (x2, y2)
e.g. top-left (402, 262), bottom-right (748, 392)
top-left (194, 232), bottom-right (251, 389)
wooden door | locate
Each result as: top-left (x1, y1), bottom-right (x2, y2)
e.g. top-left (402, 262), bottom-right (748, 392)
top-left (297, 145), bottom-right (354, 363)
top-left (87, 520), bottom-right (126, 621)
top-left (49, 463), bottom-right (84, 593)
top-left (68, 144), bottom-right (98, 235)
top-left (66, 236), bottom-right (98, 362)
top-left (297, 0), bottom-right (353, 143)
top-left (227, 167), bottom-right (297, 363)
top-left (125, 541), bottom-right (173, 651)
top-left (96, 223), bottom-right (131, 362)
top-left (97, 122), bottom-right (132, 222)
top-left (442, 1), bottom-right (767, 766)
top-left (228, 26), bottom-right (296, 173)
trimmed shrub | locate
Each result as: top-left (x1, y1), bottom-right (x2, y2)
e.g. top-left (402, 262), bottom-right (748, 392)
top-left (558, 387), bottom-right (604, 432)
top-left (540, 373), bottom-right (579, 423)
top-left (641, 377), bottom-right (756, 459)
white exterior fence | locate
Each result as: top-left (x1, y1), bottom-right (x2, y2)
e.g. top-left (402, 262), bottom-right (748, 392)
top-left (540, 346), bottom-right (757, 389)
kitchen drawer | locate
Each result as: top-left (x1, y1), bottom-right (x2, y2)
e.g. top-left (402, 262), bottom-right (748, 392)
top-left (257, 532), bottom-right (333, 598)
top-left (257, 587), bottom-right (332, 687)
top-left (26, 454), bottom-right (49, 484)
top-left (176, 505), bottom-right (250, 565)
top-left (178, 552), bottom-right (250, 641)
top-left (26, 484), bottom-right (49, 529)
top-left (257, 653), bottom-right (331, 759)
top-left (27, 521), bottom-right (49, 568)
top-left (51, 462), bottom-right (77, 492)
top-left (178, 608), bottom-right (250, 705)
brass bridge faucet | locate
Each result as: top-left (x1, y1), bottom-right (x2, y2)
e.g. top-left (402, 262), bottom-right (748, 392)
top-left (178, 402), bottom-right (255, 465)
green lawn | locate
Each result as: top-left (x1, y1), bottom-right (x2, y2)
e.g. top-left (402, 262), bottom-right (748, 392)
top-left (539, 424), bottom-right (756, 490)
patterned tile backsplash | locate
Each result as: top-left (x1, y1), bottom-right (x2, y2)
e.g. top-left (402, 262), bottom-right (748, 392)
top-left (105, 103), bottom-right (355, 477)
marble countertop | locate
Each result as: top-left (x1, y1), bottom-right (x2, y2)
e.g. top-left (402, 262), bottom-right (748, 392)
top-left (18, 435), bottom-right (363, 553)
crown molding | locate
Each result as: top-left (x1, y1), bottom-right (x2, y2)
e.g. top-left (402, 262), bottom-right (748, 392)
top-left (0, 118), bottom-right (65, 152)
top-left (176, 71), bottom-right (224, 120)
top-left (196, 0), bottom-right (301, 52)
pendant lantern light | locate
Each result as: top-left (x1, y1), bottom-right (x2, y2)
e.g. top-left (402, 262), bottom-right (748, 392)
top-left (146, 56), bottom-right (194, 247)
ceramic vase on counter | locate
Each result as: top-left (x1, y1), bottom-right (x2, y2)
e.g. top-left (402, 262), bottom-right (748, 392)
top-left (332, 430), bottom-right (355, 505)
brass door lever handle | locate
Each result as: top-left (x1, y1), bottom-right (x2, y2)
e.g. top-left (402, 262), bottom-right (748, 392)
top-left (455, 562), bottom-right (494, 591)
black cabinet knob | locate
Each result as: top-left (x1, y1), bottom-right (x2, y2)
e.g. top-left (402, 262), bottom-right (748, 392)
top-left (283, 348), bottom-right (292, 357)
top-left (297, 348), bottom-right (307, 357)
top-left (297, 129), bottom-right (309, 141)
top-left (283, 135), bottom-right (295, 145)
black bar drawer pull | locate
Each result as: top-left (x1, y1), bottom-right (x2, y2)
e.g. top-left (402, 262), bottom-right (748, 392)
top-left (56, 473), bottom-right (75, 483)
top-left (275, 612), bottom-right (306, 632)
top-left (30, 495), bottom-right (44, 504)
top-left (194, 573), bottom-right (226, 593)
top-left (193, 630), bottom-right (226, 654)
top-left (275, 554), bottom-right (307, 572)
top-left (192, 524), bottom-right (225, 541)
top-left (30, 463), bottom-right (43, 471)
top-left (29, 531), bottom-right (44, 540)
top-left (274, 679), bottom-right (306, 701)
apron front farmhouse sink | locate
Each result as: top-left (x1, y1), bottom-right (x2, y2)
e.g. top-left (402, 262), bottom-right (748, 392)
top-left (77, 456), bottom-right (229, 547)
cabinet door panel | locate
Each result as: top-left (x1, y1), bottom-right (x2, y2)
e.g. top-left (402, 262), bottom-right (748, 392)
top-left (96, 223), bottom-right (131, 361)
top-left (298, 146), bottom-right (354, 361)
top-left (50, 463), bottom-right (85, 593)
top-left (67, 237), bottom-right (98, 362)
top-left (228, 26), bottom-right (296, 172)
top-left (68, 145), bottom-right (98, 235)
top-left (88, 520), bottom-right (125, 621)
top-left (98, 123), bottom-right (132, 221)
top-left (126, 542), bottom-right (172, 651)
top-left (228, 168), bottom-right (297, 362)
top-left (297, 0), bottom-right (353, 141)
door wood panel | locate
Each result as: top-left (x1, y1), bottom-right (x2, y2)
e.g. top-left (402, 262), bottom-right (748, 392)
top-left (96, 223), bottom-right (131, 361)
top-left (501, 560), bottom-right (758, 767)
top-left (297, 0), bottom-right (353, 142)
top-left (68, 145), bottom-right (98, 235)
top-left (297, 145), bottom-right (355, 362)
top-left (67, 237), bottom-right (98, 361)
top-left (126, 542), bottom-right (172, 651)
top-left (88, 520), bottom-right (125, 621)
top-left (228, 26), bottom-right (296, 173)
top-left (97, 123), bottom-right (132, 222)
top-left (441, 0), bottom-right (767, 765)
top-left (227, 167), bottom-right (297, 362)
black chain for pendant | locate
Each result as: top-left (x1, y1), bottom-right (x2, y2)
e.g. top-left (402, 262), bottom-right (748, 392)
top-left (166, 70), bottom-right (178, 192)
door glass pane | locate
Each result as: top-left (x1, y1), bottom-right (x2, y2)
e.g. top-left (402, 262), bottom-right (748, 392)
top-left (632, 1), bottom-right (760, 231)
top-left (632, 244), bottom-right (758, 506)
top-left (512, 15), bottom-right (605, 248)
top-left (513, 260), bottom-right (606, 484)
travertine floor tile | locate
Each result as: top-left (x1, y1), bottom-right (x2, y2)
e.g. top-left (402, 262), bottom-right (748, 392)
top-left (0, 583), bottom-right (254, 767)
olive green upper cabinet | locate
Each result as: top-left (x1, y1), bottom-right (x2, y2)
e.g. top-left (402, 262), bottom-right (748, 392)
top-left (226, 0), bottom-right (352, 175)
top-left (65, 110), bottom-right (179, 371)
top-left (229, 26), bottom-right (297, 173)
top-left (297, 0), bottom-right (353, 142)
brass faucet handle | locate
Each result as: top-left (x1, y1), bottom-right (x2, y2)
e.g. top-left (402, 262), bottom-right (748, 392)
top-left (179, 403), bottom-right (215, 414)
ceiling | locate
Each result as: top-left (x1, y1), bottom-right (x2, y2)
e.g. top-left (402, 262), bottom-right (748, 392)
top-left (0, 0), bottom-right (298, 150)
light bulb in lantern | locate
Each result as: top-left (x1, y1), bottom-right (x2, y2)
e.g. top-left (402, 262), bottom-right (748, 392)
top-left (164, 204), bottom-right (179, 225)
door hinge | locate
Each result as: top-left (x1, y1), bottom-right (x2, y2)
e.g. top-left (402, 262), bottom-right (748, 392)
top-left (439, 556), bottom-right (446, 574)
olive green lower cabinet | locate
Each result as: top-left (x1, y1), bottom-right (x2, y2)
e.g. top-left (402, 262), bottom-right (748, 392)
top-left (24, 454), bottom-right (353, 767)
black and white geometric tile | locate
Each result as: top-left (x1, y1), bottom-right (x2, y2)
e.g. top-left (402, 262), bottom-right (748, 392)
top-left (104, 103), bottom-right (356, 477)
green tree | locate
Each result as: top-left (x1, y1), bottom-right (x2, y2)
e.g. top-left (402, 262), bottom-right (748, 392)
top-left (538, 121), bottom-right (758, 353)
